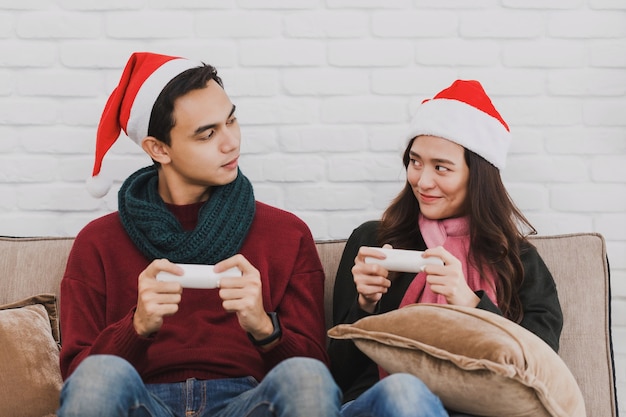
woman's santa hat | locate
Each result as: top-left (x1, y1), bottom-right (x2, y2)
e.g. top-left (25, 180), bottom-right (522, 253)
top-left (87, 52), bottom-right (201, 198)
top-left (406, 80), bottom-right (511, 170)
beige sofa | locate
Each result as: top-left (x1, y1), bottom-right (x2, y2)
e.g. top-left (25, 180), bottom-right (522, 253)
top-left (0, 233), bottom-right (618, 417)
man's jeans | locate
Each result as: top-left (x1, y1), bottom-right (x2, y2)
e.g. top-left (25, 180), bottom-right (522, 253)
top-left (58, 355), bottom-right (453, 417)
top-left (58, 355), bottom-right (342, 417)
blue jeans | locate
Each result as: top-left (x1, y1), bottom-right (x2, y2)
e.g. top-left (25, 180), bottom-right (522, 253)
top-left (340, 373), bottom-right (448, 417)
top-left (58, 355), bottom-right (342, 417)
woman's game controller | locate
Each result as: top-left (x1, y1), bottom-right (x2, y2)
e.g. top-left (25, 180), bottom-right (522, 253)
top-left (364, 247), bottom-right (443, 273)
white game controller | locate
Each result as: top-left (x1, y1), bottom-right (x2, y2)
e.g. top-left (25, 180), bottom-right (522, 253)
top-left (156, 264), bottom-right (242, 289)
top-left (364, 247), bottom-right (444, 273)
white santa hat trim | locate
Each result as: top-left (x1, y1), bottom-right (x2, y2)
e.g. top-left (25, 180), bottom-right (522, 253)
top-left (126, 58), bottom-right (200, 144)
top-left (406, 80), bottom-right (511, 170)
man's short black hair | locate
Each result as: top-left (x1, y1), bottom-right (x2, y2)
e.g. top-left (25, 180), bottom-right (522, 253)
top-left (147, 63), bottom-right (223, 146)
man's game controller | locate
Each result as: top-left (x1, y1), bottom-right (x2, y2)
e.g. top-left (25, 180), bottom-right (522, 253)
top-left (156, 264), bottom-right (242, 289)
top-left (364, 247), bottom-right (444, 273)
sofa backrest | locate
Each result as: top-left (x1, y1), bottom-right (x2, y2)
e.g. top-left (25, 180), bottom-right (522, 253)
top-left (0, 236), bottom-right (74, 305)
top-left (0, 233), bottom-right (617, 417)
top-left (528, 234), bottom-right (616, 417)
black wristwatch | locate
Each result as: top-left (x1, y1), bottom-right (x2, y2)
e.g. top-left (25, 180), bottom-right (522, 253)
top-left (247, 312), bottom-right (282, 346)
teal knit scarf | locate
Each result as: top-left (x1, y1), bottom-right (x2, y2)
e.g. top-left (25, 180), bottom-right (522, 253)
top-left (118, 165), bottom-right (255, 264)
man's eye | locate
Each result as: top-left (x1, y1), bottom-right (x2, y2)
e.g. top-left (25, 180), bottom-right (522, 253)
top-left (227, 117), bottom-right (237, 125)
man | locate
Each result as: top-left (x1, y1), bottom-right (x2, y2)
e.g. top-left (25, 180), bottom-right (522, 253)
top-left (58, 52), bottom-right (341, 417)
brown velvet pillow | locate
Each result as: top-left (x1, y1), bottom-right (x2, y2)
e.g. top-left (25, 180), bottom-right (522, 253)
top-left (0, 294), bottom-right (63, 417)
top-left (328, 303), bottom-right (585, 417)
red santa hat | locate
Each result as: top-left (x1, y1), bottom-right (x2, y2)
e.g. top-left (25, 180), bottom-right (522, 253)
top-left (406, 80), bottom-right (511, 170)
top-left (87, 52), bottom-right (202, 198)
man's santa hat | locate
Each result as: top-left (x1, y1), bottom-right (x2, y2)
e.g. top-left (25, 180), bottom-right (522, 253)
top-left (87, 52), bottom-right (201, 198)
top-left (406, 79), bottom-right (511, 170)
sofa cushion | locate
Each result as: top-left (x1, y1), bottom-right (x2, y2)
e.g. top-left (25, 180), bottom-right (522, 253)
top-left (328, 303), bottom-right (585, 417)
top-left (0, 294), bottom-right (62, 417)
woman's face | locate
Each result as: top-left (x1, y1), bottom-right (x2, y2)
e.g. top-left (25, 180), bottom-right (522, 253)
top-left (406, 135), bottom-right (470, 220)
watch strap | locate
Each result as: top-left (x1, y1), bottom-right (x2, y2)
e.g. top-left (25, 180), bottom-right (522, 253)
top-left (247, 312), bottom-right (282, 346)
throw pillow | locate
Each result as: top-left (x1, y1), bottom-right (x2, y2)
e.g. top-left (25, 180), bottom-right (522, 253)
top-left (0, 294), bottom-right (63, 417)
top-left (328, 303), bottom-right (585, 417)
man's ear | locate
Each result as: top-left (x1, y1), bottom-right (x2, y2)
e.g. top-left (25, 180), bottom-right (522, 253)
top-left (142, 137), bottom-right (171, 164)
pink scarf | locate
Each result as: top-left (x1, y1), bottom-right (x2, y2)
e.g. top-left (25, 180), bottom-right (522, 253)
top-left (398, 214), bottom-right (498, 307)
top-left (378, 214), bottom-right (499, 379)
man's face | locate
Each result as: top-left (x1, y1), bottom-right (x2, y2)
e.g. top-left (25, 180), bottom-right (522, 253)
top-left (164, 79), bottom-right (241, 197)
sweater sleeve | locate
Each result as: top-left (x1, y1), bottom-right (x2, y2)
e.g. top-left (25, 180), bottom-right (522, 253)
top-left (59, 230), bottom-right (153, 380)
top-left (251, 217), bottom-right (330, 370)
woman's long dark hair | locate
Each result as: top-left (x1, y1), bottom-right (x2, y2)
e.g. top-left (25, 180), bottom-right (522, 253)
top-left (378, 137), bottom-right (535, 322)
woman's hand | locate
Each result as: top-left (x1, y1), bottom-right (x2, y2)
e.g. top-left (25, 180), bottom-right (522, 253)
top-left (352, 245), bottom-right (393, 313)
top-left (422, 246), bottom-right (480, 307)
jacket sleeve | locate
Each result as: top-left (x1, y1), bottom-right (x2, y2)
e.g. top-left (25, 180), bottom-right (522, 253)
top-left (473, 243), bottom-right (563, 352)
top-left (516, 244), bottom-right (563, 352)
top-left (328, 221), bottom-right (380, 393)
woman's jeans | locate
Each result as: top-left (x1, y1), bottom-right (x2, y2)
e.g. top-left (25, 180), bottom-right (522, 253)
top-left (340, 373), bottom-right (448, 417)
top-left (58, 355), bottom-right (452, 417)
top-left (58, 355), bottom-right (342, 417)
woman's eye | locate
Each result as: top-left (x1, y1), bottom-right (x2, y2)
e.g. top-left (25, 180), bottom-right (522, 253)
top-left (435, 165), bottom-right (449, 172)
top-left (227, 117), bottom-right (237, 125)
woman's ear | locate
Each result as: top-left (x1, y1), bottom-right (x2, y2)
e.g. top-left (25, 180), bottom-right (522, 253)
top-left (141, 137), bottom-right (171, 164)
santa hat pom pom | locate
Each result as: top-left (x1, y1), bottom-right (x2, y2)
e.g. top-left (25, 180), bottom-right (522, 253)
top-left (86, 174), bottom-right (112, 198)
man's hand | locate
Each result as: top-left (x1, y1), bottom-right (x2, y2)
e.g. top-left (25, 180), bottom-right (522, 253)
top-left (213, 254), bottom-right (274, 342)
top-left (133, 259), bottom-right (183, 337)
top-left (352, 245), bottom-right (393, 313)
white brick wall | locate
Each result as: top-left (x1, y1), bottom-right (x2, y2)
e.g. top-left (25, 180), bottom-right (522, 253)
top-left (1, 1), bottom-right (625, 411)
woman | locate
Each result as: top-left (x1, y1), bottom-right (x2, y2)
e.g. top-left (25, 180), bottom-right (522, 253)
top-left (330, 80), bottom-right (563, 417)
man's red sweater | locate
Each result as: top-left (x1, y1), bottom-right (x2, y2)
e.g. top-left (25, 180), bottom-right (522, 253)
top-left (59, 201), bottom-right (328, 383)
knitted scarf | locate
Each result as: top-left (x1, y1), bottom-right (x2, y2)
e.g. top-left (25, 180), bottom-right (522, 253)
top-left (118, 165), bottom-right (255, 264)
top-left (399, 213), bottom-right (498, 307)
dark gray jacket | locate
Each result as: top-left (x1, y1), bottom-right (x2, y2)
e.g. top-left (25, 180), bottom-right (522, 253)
top-left (328, 220), bottom-right (563, 403)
